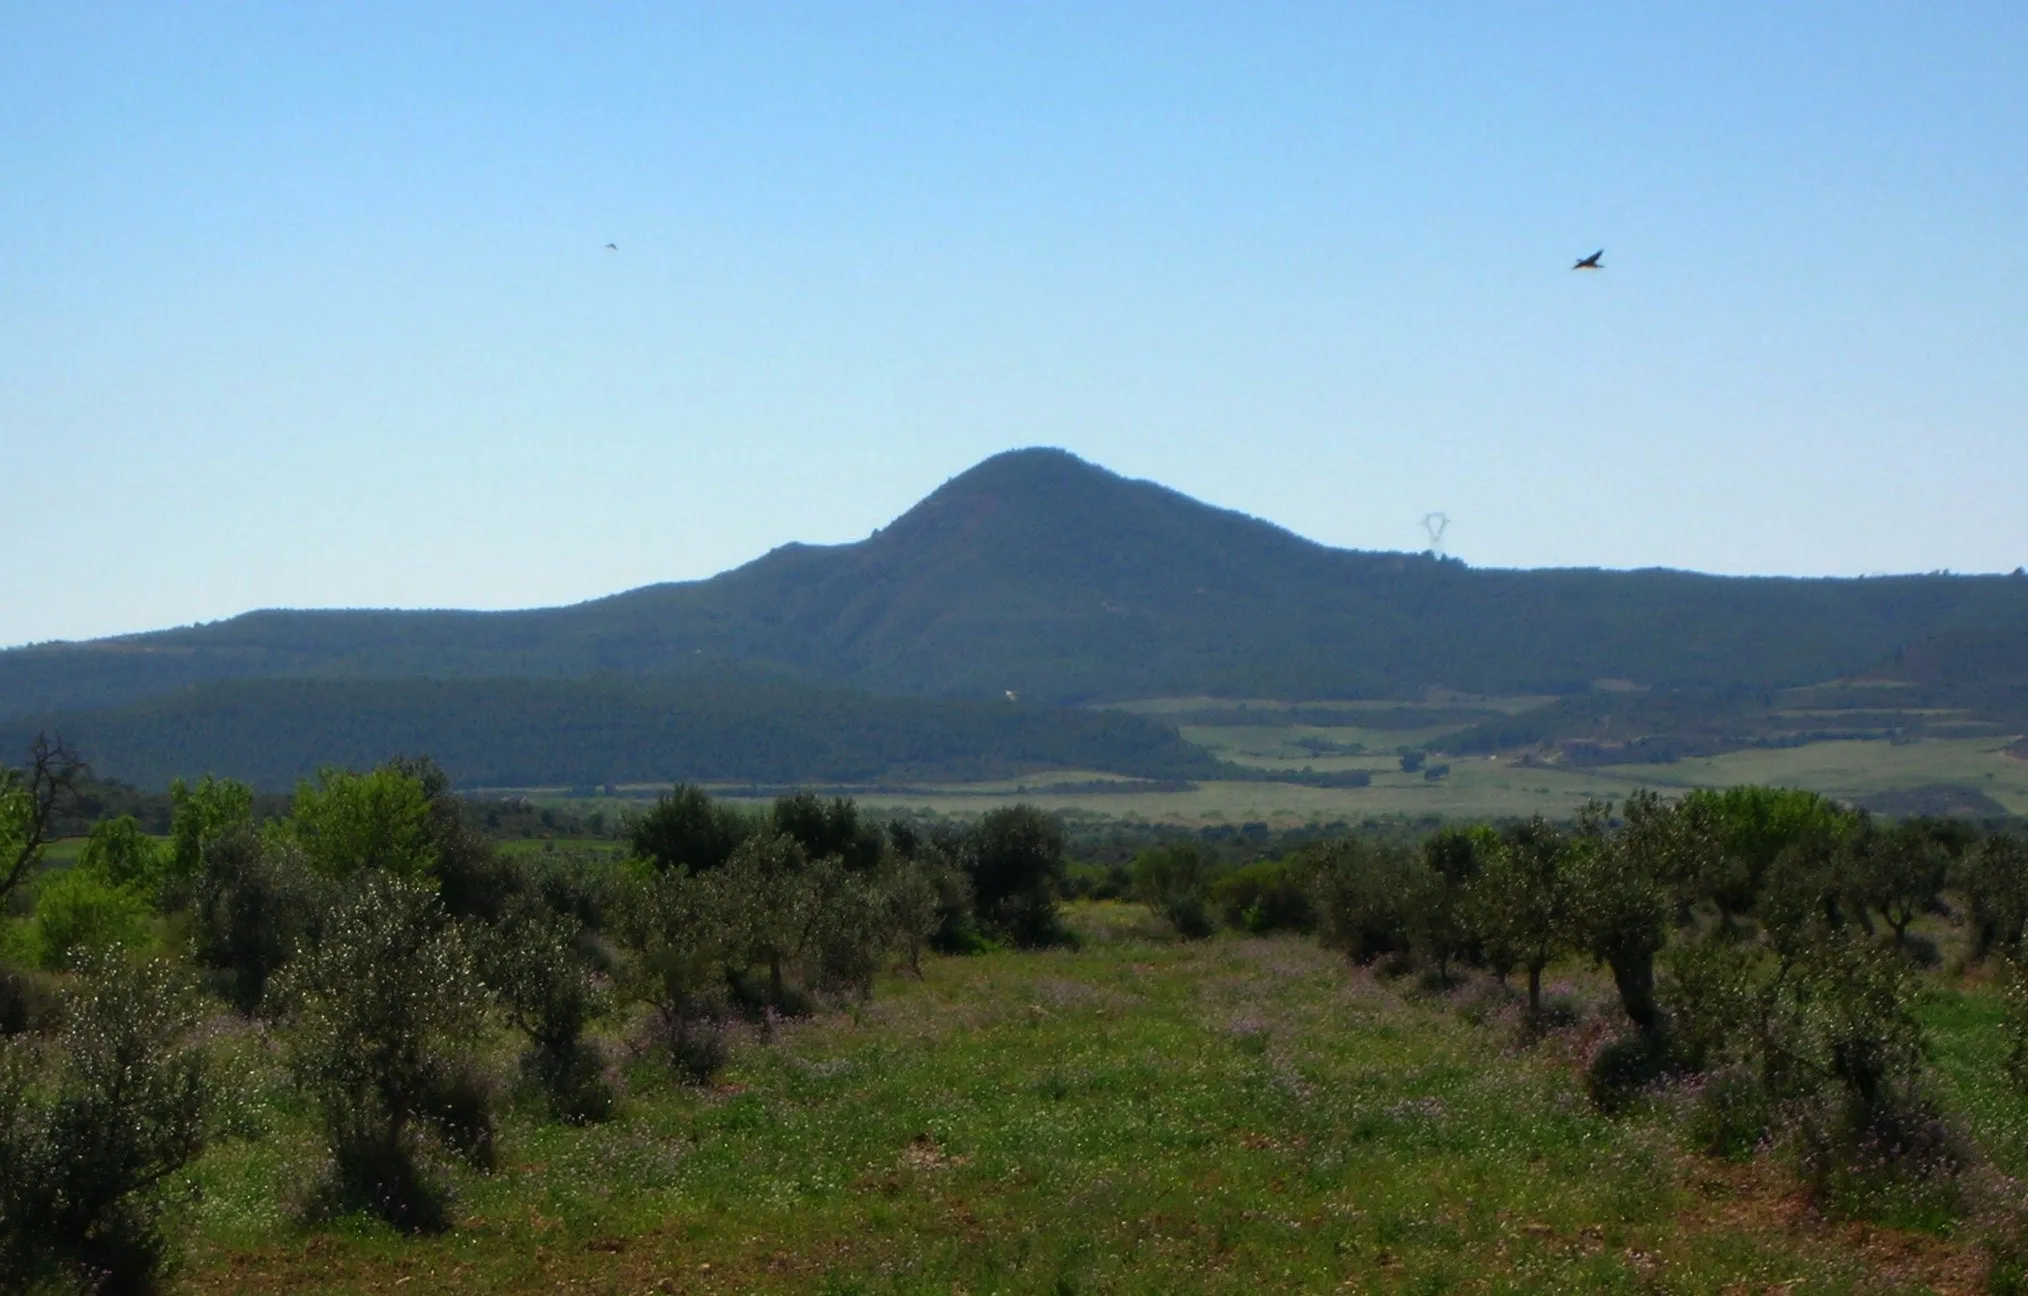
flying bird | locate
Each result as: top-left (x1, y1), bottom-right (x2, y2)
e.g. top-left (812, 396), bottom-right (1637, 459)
top-left (1572, 249), bottom-right (1603, 270)
top-left (604, 242), bottom-right (618, 251)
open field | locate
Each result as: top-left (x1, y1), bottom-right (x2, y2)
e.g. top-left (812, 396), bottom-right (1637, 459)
top-left (486, 738), bottom-right (2026, 830)
top-left (1106, 695), bottom-right (1558, 718)
top-left (37, 837), bottom-right (87, 866)
top-left (466, 690), bottom-right (2028, 826)
top-left (1174, 725), bottom-right (1454, 768)
top-left (171, 903), bottom-right (2009, 1294)
top-left (1637, 740), bottom-right (2028, 814)
top-left (807, 767), bottom-right (1644, 826)
top-left (706, 739), bottom-right (2028, 826)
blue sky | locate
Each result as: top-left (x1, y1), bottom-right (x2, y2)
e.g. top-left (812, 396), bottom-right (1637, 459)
top-left (4, 3), bottom-right (2024, 647)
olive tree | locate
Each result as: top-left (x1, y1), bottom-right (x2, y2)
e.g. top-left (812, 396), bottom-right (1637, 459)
top-left (967, 805), bottom-right (1068, 947)
top-left (1571, 793), bottom-right (1709, 1034)
top-left (614, 866), bottom-right (733, 1083)
top-left (1471, 817), bottom-right (1577, 1018)
top-left (480, 905), bottom-right (613, 1123)
top-left (0, 956), bottom-right (225, 1293)
top-left (271, 877), bottom-right (492, 1231)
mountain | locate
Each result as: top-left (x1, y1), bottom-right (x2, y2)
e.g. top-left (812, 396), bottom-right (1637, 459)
top-left (0, 666), bottom-right (1228, 792)
top-left (6, 447), bottom-right (2028, 722)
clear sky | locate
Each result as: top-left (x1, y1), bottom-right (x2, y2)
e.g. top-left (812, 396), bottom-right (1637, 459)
top-left (4, 3), bottom-right (2024, 648)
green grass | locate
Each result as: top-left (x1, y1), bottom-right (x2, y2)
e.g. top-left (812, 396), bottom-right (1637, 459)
top-left (1922, 979), bottom-right (2028, 1180)
top-left (1107, 695), bottom-right (1558, 719)
top-left (825, 768), bottom-right (1649, 826)
top-left (171, 905), bottom-right (1982, 1293)
top-left (1641, 738), bottom-right (2028, 814)
top-left (1175, 724), bottom-right (1456, 766)
top-left (478, 691), bottom-right (2028, 827)
top-left (39, 837), bottom-right (88, 866)
top-left (692, 738), bottom-right (2028, 827)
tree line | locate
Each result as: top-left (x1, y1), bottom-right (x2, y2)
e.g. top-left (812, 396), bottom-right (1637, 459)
top-left (0, 749), bottom-right (1072, 1291)
top-left (0, 667), bottom-right (1227, 792)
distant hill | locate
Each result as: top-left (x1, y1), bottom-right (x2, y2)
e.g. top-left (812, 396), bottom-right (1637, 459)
top-left (8, 449), bottom-right (2028, 723)
top-left (0, 666), bottom-right (1228, 792)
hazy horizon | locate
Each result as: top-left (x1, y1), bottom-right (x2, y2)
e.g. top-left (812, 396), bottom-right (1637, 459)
top-left (6, 5), bottom-right (2024, 647)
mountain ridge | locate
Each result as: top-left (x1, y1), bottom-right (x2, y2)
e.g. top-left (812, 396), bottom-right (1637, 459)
top-left (6, 447), bottom-right (2028, 722)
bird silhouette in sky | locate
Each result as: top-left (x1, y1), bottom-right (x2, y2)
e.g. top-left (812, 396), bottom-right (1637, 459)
top-left (1572, 249), bottom-right (1603, 270)
top-left (604, 242), bottom-right (618, 251)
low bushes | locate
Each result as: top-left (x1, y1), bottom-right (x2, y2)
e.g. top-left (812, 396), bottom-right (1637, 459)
top-left (1132, 844), bottom-right (1217, 939)
top-left (6, 867), bottom-right (152, 972)
top-left (1208, 859), bottom-right (1314, 933)
top-left (0, 956), bottom-right (225, 1293)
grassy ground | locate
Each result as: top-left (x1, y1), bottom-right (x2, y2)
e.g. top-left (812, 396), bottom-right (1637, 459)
top-left (828, 768), bottom-right (1645, 826)
top-left (38, 837), bottom-right (87, 866)
top-left (1646, 741), bottom-right (2028, 815)
top-left (171, 904), bottom-right (2006, 1294)
top-left (493, 693), bottom-right (2027, 826)
top-left (680, 739), bottom-right (2027, 828)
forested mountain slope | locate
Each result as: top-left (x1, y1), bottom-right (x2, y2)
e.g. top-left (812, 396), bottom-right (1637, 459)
top-left (0, 666), bottom-right (1228, 791)
top-left (6, 448), bottom-right (2027, 718)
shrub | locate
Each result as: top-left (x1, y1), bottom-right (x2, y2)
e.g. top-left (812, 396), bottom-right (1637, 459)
top-left (882, 855), bottom-right (964, 975)
top-left (1471, 818), bottom-right (1577, 1017)
top-left (189, 827), bottom-right (325, 1013)
top-left (903, 826), bottom-right (988, 954)
top-left (1208, 859), bottom-right (1314, 933)
top-left (629, 784), bottom-right (751, 875)
top-left (272, 876), bottom-right (492, 1231)
top-left (1792, 1082), bottom-right (1963, 1226)
top-left (771, 792), bottom-right (883, 874)
top-left (481, 905), bottom-right (614, 1124)
top-left (804, 859), bottom-right (893, 999)
top-left (1132, 844), bottom-right (1217, 940)
top-left (1415, 826), bottom-right (1493, 983)
top-left (709, 829), bottom-right (821, 1013)
top-left (1569, 794), bottom-right (1682, 1034)
top-left (0, 962), bottom-right (53, 1036)
top-left (78, 816), bottom-right (169, 900)
top-left (0, 955), bottom-right (223, 1294)
top-left (1960, 834), bottom-right (2028, 962)
top-left (1304, 837), bottom-right (1425, 965)
top-left (1684, 1066), bottom-right (1775, 1160)
top-left (1061, 860), bottom-right (1132, 902)
top-left (165, 775), bottom-right (255, 902)
top-left (1658, 936), bottom-right (1758, 1075)
top-left (11, 867), bottom-right (152, 972)
top-left (614, 866), bottom-right (733, 1085)
top-left (1587, 1030), bottom-right (1677, 1114)
top-left (290, 764), bottom-right (439, 881)
top-left (1664, 922), bottom-right (1955, 1212)
top-left (968, 806), bottom-right (1069, 948)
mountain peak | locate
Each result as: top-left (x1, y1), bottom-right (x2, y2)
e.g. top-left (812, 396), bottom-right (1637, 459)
top-left (914, 446), bottom-right (1126, 512)
top-left (880, 445), bottom-right (1296, 554)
